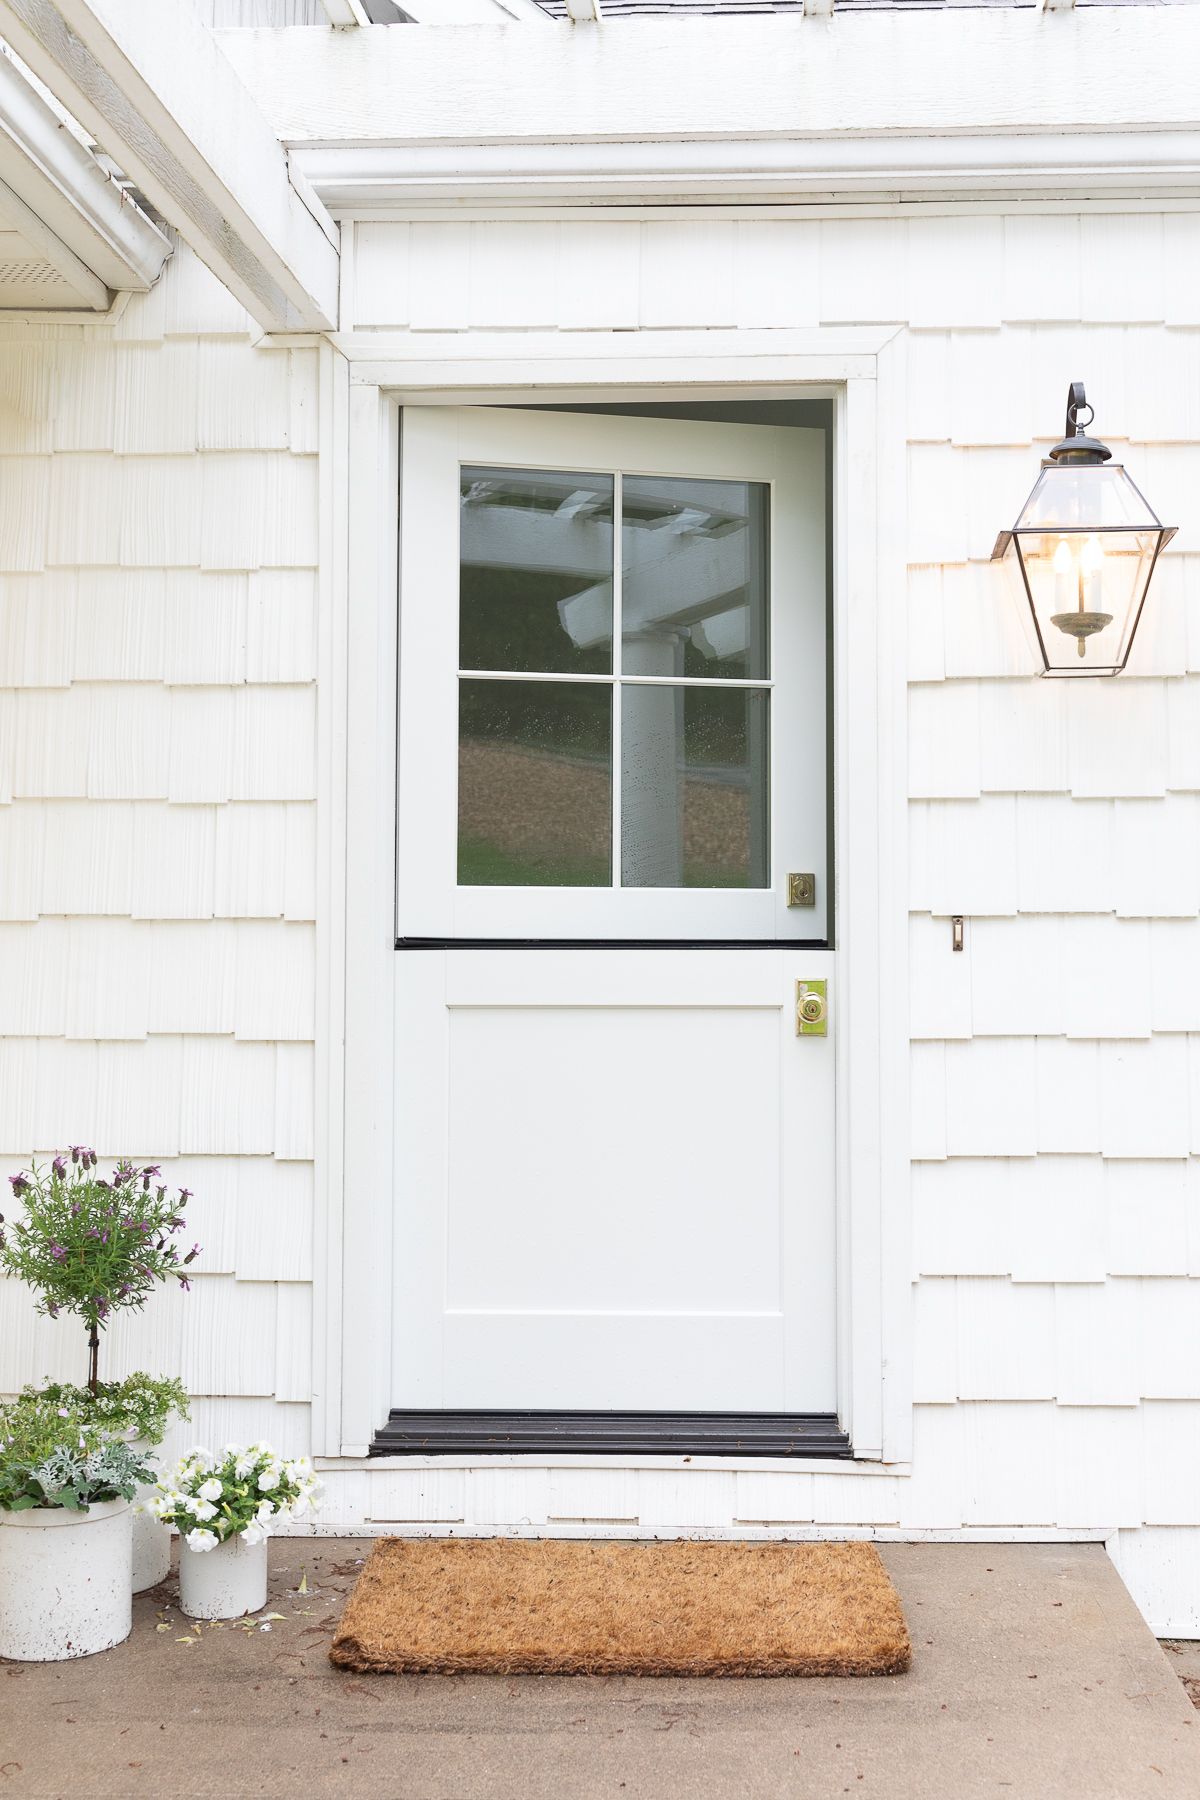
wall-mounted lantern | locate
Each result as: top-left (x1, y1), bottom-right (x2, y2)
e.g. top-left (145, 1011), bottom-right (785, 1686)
top-left (991, 382), bottom-right (1177, 677)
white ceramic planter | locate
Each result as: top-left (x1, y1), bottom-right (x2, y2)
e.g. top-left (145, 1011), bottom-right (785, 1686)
top-left (179, 1532), bottom-right (268, 1620)
top-left (129, 1440), bottom-right (170, 1593)
top-left (131, 1489), bottom-right (171, 1592)
top-left (0, 1499), bottom-right (132, 1661)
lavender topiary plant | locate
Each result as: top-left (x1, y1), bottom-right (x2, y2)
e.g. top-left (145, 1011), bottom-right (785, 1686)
top-left (0, 1147), bottom-right (201, 1395)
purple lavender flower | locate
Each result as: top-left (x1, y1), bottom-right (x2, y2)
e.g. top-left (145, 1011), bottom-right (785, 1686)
top-left (52, 1155), bottom-right (66, 1179)
top-left (8, 1174), bottom-right (28, 1197)
top-left (48, 1242), bottom-right (66, 1261)
top-left (177, 1275), bottom-right (191, 1291)
top-left (184, 1244), bottom-right (202, 1264)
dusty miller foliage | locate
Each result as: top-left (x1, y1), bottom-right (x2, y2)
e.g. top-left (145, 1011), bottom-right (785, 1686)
top-left (0, 1388), bottom-right (155, 1512)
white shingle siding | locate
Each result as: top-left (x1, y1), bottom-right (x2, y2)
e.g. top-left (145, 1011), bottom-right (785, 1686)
top-left (0, 245), bottom-right (316, 1458)
top-left (2, 207), bottom-right (1199, 1629)
top-left (328, 206), bottom-right (1200, 1633)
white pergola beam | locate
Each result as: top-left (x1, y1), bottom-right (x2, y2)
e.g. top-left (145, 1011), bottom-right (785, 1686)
top-left (0, 0), bottom-right (340, 332)
top-left (318, 0), bottom-right (370, 24)
top-left (564, 0), bottom-right (602, 21)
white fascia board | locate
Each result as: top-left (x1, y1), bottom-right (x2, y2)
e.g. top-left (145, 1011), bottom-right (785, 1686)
top-left (216, 10), bottom-right (1200, 145)
top-left (0, 49), bottom-right (169, 293)
top-left (295, 130), bottom-right (1200, 208)
top-left (0, 0), bottom-right (340, 332)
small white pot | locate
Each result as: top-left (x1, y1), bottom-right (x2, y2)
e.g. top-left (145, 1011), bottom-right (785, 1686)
top-left (0, 1499), bottom-right (132, 1661)
top-left (179, 1531), bottom-right (268, 1620)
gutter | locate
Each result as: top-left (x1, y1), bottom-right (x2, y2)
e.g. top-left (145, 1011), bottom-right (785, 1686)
top-left (0, 45), bottom-right (170, 299)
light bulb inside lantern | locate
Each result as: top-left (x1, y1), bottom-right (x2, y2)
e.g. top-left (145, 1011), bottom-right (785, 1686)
top-left (1050, 531), bottom-right (1113, 658)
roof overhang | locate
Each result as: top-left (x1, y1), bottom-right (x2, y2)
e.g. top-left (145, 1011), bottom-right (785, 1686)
top-left (0, 45), bottom-right (169, 310)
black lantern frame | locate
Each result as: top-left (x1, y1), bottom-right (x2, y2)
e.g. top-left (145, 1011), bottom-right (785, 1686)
top-left (991, 382), bottom-right (1177, 678)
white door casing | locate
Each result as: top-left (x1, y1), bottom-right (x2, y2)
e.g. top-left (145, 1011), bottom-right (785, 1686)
top-left (322, 341), bottom-right (909, 1470)
top-left (393, 407), bottom-right (835, 1415)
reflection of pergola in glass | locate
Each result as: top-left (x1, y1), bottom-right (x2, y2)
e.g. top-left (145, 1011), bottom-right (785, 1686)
top-left (459, 468), bottom-right (769, 890)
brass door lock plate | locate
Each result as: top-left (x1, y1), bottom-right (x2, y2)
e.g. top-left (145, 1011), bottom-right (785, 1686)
top-left (787, 872), bottom-right (816, 908)
top-left (795, 979), bottom-right (827, 1037)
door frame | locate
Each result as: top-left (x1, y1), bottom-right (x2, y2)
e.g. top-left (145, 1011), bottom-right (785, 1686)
top-left (313, 327), bottom-right (911, 1469)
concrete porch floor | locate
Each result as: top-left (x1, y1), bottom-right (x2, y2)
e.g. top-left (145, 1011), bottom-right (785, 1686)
top-left (3, 1538), bottom-right (1199, 1798)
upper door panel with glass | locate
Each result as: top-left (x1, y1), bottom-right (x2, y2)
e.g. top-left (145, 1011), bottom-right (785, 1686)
top-left (397, 408), bottom-right (827, 942)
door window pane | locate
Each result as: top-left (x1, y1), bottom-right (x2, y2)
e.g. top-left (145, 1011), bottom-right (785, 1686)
top-left (458, 678), bottom-right (612, 887)
top-left (621, 686), bottom-right (769, 889)
top-left (459, 467), bottom-right (614, 675)
top-left (621, 476), bottom-right (769, 681)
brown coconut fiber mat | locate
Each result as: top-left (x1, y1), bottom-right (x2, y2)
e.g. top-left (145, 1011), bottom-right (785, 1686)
top-left (328, 1538), bottom-right (911, 1678)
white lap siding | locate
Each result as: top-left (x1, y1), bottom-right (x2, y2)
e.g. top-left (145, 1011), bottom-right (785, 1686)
top-left (0, 244), bottom-right (316, 1465)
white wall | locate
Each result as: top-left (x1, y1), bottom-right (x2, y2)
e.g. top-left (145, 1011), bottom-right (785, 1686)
top-left (4, 205), bottom-right (1200, 1634)
top-left (331, 207), bottom-right (1200, 1635)
top-left (0, 245), bottom-right (318, 1462)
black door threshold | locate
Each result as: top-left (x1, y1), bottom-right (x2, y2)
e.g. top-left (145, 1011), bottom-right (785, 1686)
top-left (370, 1410), bottom-right (852, 1459)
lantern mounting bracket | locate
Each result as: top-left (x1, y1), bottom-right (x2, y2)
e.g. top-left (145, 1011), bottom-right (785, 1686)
top-left (1050, 379), bottom-right (1111, 465)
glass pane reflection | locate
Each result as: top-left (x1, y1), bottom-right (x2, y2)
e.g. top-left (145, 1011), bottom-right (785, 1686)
top-left (460, 466), bottom-right (614, 675)
top-left (621, 685), bottom-right (768, 889)
top-left (458, 678), bottom-right (612, 887)
top-left (621, 475), bottom-right (769, 681)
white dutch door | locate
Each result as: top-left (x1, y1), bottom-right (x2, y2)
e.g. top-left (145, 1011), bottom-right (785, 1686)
top-left (394, 407), bottom-right (834, 1415)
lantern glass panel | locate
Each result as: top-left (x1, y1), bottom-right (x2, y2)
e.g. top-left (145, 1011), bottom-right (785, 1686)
top-left (1013, 528), bottom-right (1160, 674)
top-left (1016, 463), bottom-right (1161, 533)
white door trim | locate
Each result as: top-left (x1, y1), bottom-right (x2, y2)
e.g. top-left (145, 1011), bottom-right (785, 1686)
top-left (317, 332), bottom-right (910, 1467)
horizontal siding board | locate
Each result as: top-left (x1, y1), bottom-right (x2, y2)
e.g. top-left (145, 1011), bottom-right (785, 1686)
top-left (911, 1159), bottom-right (1012, 1277)
top-left (1055, 1280), bottom-right (1141, 1406)
top-left (911, 1276), bottom-right (957, 1403)
top-left (639, 222), bottom-right (735, 330)
top-left (113, 343), bottom-right (198, 455)
top-left (1015, 797), bottom-right (1115, 914)
top-left (1009, 1156), bottom-right (1107, 1285)
top-left (180, 1275), bottom-right (277, 1395)
top-left (232, 1157), bottom-right (314, 1281)
top-left (908, 911), bottom-right (971, 1040)
top-left (1107, 1160), bottom-right (1190, 1277)
top-left (178, 1038), bottom-right (277, 1155)
top-left (557, 222), bottom-right (640, 332)
top-left (945, 1037), bottom-right (1037, 1158)
top-left (969, 915), bottom-right (1064, 1038)
top-left (352, 221), bottom-right (409, 331)
top-left (0, 573), bottom-right (74, 687)
top-left (1142, 1407), bottom-right (1200, 1528)
top-left (1054, 1406), bottom-right (1143, 1528)
top-left (274, 1281), bottom-right (312, 1404)
top-left (1035, 1038), bottom-right (1101, 1156)
top-left (917, 796), bottom-right (1019, 917)
top-left (907, 681), bottom-right (979, 800)
top-left (955, 1277), bottom-right (1055, 1401)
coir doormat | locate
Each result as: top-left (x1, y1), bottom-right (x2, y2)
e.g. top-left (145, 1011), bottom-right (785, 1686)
top-left (328, 1538), bottom-right (911, 1677)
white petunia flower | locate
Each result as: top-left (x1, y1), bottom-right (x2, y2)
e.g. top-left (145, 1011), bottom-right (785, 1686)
top-left (257, 1468), bottom-right (279, 1492)
top-left (240, 1519), bottom-right (267, 1546)
top-left (185, 1528), bottom-right (218, 1553)
top-left (191, 1499), bottom-right (217, 1522)
top-left (256, 1499), bottom-right (275, 1521)
top-left (198, 1478), bottom-right (223, 1503)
